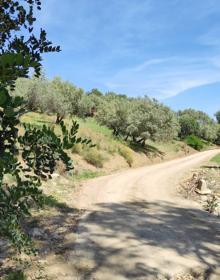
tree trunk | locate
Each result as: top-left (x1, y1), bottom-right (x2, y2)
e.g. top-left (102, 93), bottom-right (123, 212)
top-left (141, 139), bottom-right (146, 147)
top-left (132, 136), bottom-right (137, 143)
top-left (113, 128), bottom-right (119, 136)
top-left (137, 137), bottom-right (144, 144)
top-left (56, 113), bottom-right (64, 124)
top-left (125, 134), bottom-right (129, 141)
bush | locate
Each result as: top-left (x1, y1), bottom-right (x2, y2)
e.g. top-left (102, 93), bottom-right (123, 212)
top-left (83, 148), bottom-right (106, 168)
top-left (204, 196), bottom-right (218, 213)
top-left (185, 135), bottom-right (204, 151)
top-left (118, 146), bottom-right (133, 167)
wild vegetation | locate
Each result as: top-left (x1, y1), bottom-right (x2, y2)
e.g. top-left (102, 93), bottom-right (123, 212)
top-left (211, 153), bottom-right (220, 165)
top-left (1, 1), bottom-right (220, 279)
top-left (13, 76), bottom-right (220, 151)
top-left (178, 109), bottom-right (219, 142)
top-left (0, 0), bottom-right (92, 257)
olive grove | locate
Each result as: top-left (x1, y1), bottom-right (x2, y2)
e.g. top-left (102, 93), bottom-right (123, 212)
top-left (12, 75), bottom-right (220, 150)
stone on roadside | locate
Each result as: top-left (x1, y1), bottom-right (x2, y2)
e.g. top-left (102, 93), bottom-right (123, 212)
top-left (195, 179), bottom-right (212, 195)
top-left (52, 173), bottom-right (60, 178)
top-left (30, 227), bottom-right (45, 239)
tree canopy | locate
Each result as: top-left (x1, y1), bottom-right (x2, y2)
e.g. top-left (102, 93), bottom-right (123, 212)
top-left (178, 109), bottom-right (218, 142)
top-left (215, 110), bottom-right (220, 124)
top-left (12, 75), bottom-right (220, 149)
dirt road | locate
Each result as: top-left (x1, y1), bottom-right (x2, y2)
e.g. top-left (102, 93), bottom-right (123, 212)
top-left (68, 150), bottom-right (220, 279)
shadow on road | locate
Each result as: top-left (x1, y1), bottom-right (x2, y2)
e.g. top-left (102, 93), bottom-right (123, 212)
top-left (1, 200), bottom-right (219, 279)
top-left (70, 200), bottom-right (220, 279)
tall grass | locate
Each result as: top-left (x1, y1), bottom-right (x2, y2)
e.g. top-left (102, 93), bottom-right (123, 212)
top-left (21, 112), bottom-right (189, 171)
top-left (82, 148), bottom-right (107, 168)
top-left (118, 146), bottom-right (133, 167)
top-left (74, 170), bottom-right (105, 180)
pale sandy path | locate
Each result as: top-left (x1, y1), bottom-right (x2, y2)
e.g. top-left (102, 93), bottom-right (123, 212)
top-left (68, 150), bottom-right (220, 279)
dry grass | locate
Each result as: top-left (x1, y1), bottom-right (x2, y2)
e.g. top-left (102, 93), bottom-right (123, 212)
top-left (82, 147), bottom-right (107, 168)
top-left (118, 145), bottom-right (134, 167)
top-left (20, 112), bottom-right (194, 175)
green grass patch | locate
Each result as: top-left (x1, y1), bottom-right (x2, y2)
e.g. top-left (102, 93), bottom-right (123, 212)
top-left (21, 112), bottom-right (53, 126)
top-left (5, 271), bottom-right (27, 280)
top-left (74, 170), bottom-right (105, 181)
top-left (42, 195), bottom-right (69, 209)
top-left (82, 148), bottom-right (107, 168)
top-left (211, 154), bottom-right (220, 165)
top-left (75, 117), bottom-right (112, 137)
top-left (118, 146), bottom-right (133, 166)
top-left (21, 113), bottom-right (112, 137)
top-left (185, 135), bottom-right (205, 151)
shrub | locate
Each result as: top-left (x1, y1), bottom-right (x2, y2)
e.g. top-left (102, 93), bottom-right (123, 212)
top-left (83, 148), bottom-right (106, 168)
top-left (185, 135), bottom-right (204, 151)
top-left (118, 146), bottom-right (133, 167)
top-left (204, 196), bottom-right (218, 213)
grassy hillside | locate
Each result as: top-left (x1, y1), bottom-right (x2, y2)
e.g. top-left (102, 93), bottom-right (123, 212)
top-left (21, 112), bottom-right (196, 180)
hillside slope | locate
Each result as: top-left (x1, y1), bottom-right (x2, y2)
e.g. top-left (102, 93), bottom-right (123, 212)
top-left (21, 112), bottom-right (197, 179)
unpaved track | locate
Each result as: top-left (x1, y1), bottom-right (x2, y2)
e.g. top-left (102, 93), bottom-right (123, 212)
top-left (69, 150), bottom-right (220, 279)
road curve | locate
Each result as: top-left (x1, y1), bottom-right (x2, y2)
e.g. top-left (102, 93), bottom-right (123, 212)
top-left (69, 150), bottom-right (220, 279)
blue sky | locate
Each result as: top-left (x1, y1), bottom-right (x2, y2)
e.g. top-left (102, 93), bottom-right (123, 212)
top-left (37, 0), bottom-right (220, 117)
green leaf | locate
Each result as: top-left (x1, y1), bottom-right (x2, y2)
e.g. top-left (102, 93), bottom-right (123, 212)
top-left (0, 88), bottom-right (8, 106)
top-left (4, 108), bottom-right (15, 117)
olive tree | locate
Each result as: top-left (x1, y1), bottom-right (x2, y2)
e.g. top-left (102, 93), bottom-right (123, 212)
top-left (96, 95), bottom-right (179, 145)
top-left (215, 125), bottom-right (220, 145)
top-left (13, 76), bottom-right (85, 122)
top-left (13, 76), bottom-right (48, 112)
top-left (43, 77), bottom-right (73, 123)
top-left (215, 110), bottom-right (220, 124)
top-left (178, 109), bottom-right (218, 142)
top-left (178, 114), bottom-right (200, 138)
top-left (126, 97), bottom-right (179, 144)
top-left (96, 94), bottom-right (130, 136)
top-left (49, 78), bottom-right (85, 122)
top-left (78, 94), bottom-right (96, 118)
